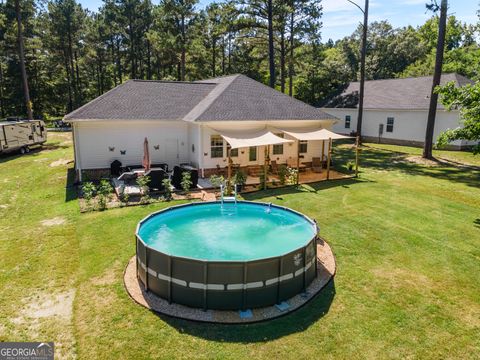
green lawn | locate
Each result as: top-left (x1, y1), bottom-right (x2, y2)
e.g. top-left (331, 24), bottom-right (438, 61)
top-left (0, 133), bottom-right (479, 359)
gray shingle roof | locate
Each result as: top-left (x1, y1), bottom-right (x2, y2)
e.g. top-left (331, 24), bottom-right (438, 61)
top-left (64, 80), bottom-right (217, 120)
top-left (64, 74), bottom-right (336, 122)
top-left (191, 74), bottom-right (334, 121)
top-left (324, 73), bottom-right (474, 110)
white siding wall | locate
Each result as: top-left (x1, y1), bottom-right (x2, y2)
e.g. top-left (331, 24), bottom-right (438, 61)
top-left (325, 108), bottom-right (468, 147)
top-left (74, 120), bottom-right (190, 170)
top-left (74, 119), bottom-right (343, 174)
top-left (200, 120), bottom-right (333, 170)
top-left (187, 123), bottom-right (201, 168)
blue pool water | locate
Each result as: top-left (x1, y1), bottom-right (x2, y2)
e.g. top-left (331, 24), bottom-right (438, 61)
top-left (137, 202), bottom-right (317, 261)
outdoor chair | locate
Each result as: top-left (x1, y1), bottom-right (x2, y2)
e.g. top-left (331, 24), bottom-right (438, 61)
top-left (172, 165), bottom-right (199, 190)
top-left (144, 168), bottom-right (167, 191)
top-left (126, 165), bottom-right (143, 172)
top-left (312, 157), bottom-right (322, 173)
top-left (151, 163), bottom-right (169, 172)
top-left (270, 160), bottom-right (279, 174)
top-left (287, 158), bottom-right (306, 171)
top-left (110, 160), bottom-right (122, 177)
top-left (117, 171), bottom-right (138, 185)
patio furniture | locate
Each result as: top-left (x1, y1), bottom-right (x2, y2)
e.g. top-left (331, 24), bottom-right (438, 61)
top-left (126, 165), bottom-right (144, 172)
top-left (321, 156), bottom-right (333, 169)
top-left (111, 177), bottom-right (142, 197)
top-left (144, 168), bottom-right (167, 191)
top-left (287, 158), bottom-right (306, 171)
top-left (152, 163), bottom-right (169, 172)
top-left (127, 163), bottom-right (169, 173)
top-left (312, 157), bottom-right (322, 173)
top-left (110, 160), bottom-right (123, 177)
top-left (172, 165), bottom-right (199, 189)
top-left (270, 160), bottom-right (279, 174)
top-left (117, 171), bottom-right (138, 185)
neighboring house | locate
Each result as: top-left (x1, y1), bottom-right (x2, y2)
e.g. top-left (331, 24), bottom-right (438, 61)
top-left (64, 74), bottom-right (338, 181)
top-left (323, 73), bottom-right (476, 149)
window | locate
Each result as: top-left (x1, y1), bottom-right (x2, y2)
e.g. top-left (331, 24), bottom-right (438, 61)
top-left (249, 146), bottom-right (257, 161)
top-left (272, 133), bottom-right (284, 155)
top-left (210, 135), bottom-right (224, 158)
top-left (227, 143), bottom-right (238, 157)
top-left (386, 117), bottom-right (394, 132)
top-left (299, 140), bottom-right (308, 154)
top-left (345, 115), bottom-right (351, 129)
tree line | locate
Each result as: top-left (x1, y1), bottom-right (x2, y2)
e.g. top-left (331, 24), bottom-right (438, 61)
top-left (0, 0), bottom-right (479, 119)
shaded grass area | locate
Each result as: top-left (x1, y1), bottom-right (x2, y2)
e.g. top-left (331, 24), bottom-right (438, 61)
top-left (364, 142), bottom-right (480, 167)
top-left (0, 133), bottom-right (479, 359)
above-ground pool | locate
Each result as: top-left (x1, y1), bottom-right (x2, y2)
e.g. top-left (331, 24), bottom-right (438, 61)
top-left (136, 201), bottom-right (318, 310)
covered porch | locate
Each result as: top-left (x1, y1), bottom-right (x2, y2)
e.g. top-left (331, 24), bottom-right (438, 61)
top-left (199, 127), bottom-right (358, 190)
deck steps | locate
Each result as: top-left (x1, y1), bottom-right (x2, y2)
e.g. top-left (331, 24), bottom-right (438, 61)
top-left (247, 165), bottom-right (264, 177)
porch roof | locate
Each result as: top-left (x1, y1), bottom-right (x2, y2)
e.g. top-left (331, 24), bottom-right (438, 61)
top-left (278, 128), bottom-right (352, 141)
top-left (213, 128), bottom-right (293, 149)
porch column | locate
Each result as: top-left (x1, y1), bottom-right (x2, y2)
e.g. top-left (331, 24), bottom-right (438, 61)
top-left (326, 138), bottom-right (332, 180)
top-left (263, 145), bottom-right (269, 190)
top-left (321, 140), bottom-right (325, 165)
top-left (296, 140), bottom-right (300, 185)
top-left (227, 147), bottom-right (232, 194)
top-left (355, 135), bottom-right (359, 177)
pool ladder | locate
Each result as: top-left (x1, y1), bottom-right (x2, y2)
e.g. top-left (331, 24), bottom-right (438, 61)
top-left (220, 184), bottom-right (238, 205)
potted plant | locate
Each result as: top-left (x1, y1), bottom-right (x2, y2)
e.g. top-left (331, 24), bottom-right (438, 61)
top-left (347, 161), bottom-right (355, 172)
top-left (233, 170), bottom-right (247, 192)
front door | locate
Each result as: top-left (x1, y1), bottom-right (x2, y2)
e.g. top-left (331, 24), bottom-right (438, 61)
top-left (249, 146), bottom-right (257, 162)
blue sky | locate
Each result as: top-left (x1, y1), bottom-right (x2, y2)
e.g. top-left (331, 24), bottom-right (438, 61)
top-left (79, 0), bottom-right (478, 41)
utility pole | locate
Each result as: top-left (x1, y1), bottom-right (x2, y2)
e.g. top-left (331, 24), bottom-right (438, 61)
top-left (347, 0), bottom-right (369, 143)
top-left (267, 0), bottom-right (275, 88)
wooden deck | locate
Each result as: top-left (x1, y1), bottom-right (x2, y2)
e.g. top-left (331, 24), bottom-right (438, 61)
top-left (246, 169), bottom-right (351, 186)
top-left (198, 168), bottom-right (352, 190)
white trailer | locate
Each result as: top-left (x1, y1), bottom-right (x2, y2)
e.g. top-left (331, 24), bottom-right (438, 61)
top-left (0, 120), bottom-right (47, 154)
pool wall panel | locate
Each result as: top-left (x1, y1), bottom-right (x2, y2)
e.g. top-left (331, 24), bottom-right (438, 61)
top-left (136, 239), bottom-right (147, 286)
top-left (207, 263), bottom-right (243, 284)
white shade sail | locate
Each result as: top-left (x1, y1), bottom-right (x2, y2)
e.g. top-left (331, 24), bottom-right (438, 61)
top-left (212, 128), bottom-right (294, 149)
top-left (279, 128), bottom-right (353, 141)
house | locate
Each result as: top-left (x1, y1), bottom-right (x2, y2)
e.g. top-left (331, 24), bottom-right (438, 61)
top-left (323, 73), bottom-right (476, 149)
top-left (64, 74), bottom-right (339, 181)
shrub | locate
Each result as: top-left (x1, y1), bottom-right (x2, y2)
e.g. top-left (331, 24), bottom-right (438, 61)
top-left (278, 165), bottom-right (287, 185)
top-left (98, 179), bottom-right (113, 210)
top-left (259, 172), bottom-right (266, 189)
top-left (209, 174), bottom-right (224, 188)
top-left (162, 178), bottom-right (173, 201)
top-left (136, 175), bottom-right (151, 204)
top-left (286, 167), bottom-right (298, 185)
top-left (82, 182), bottom-right (96, 207)
top-left (181, 171), bottom-right (192, 195)
top-left (209, 174), bottom-right (225, 196)
top-left (120, 191), bottom-right (129, 205)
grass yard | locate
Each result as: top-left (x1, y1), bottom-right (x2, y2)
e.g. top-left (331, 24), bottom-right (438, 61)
top-left (0, 133), bottom-right (479, 359)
